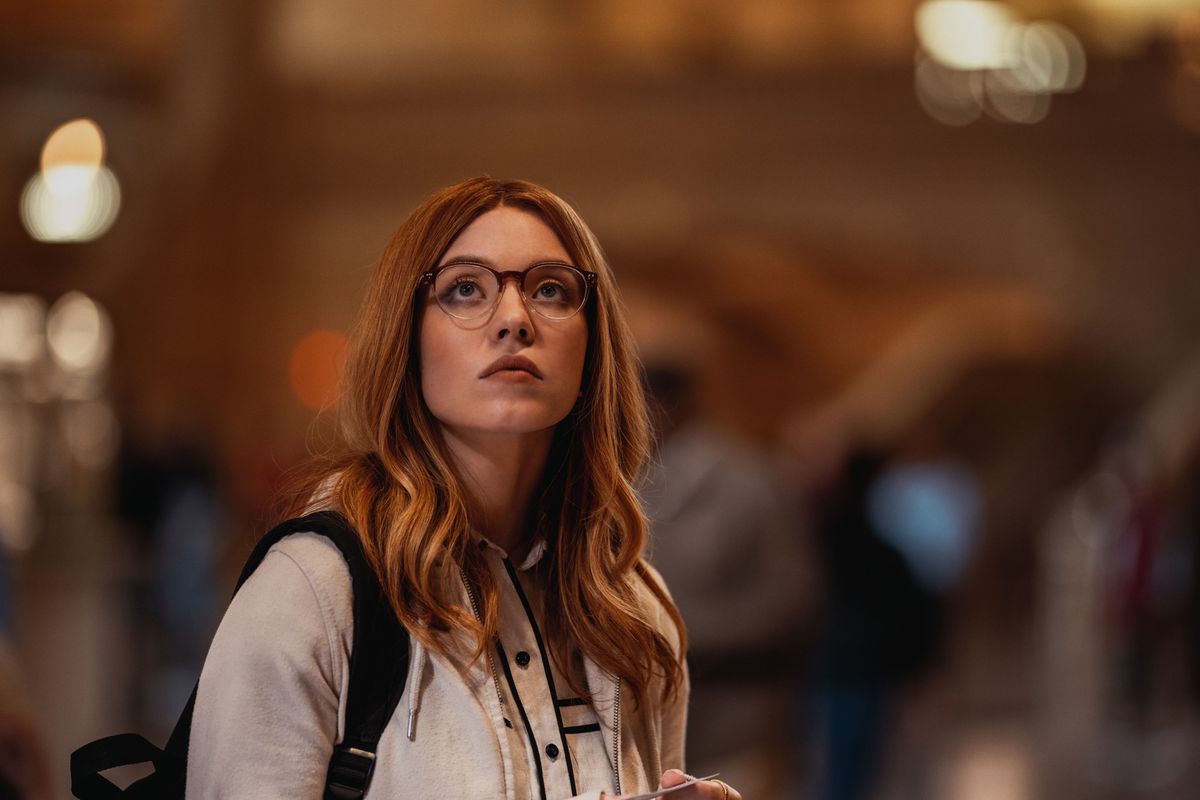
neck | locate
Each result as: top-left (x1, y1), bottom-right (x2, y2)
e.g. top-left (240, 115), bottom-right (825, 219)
top-left (439, 425), bottom-right (555, 558)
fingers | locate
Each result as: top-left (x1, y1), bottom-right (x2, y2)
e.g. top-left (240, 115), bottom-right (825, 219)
top-left (656, 770), bottom-right (741, 799)
top-left (660, 768), bottom-right (689, 788)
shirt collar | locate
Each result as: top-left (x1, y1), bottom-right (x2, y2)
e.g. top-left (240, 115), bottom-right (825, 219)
top-left (473, 535), bottom-right (549, 571)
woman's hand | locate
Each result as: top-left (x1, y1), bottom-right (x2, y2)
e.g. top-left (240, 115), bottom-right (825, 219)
top-left (657, 769), bottom-right (742, 800)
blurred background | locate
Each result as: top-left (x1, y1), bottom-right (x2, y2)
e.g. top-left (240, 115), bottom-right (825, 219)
top-left (2, 1), bottom-right (1200, 798)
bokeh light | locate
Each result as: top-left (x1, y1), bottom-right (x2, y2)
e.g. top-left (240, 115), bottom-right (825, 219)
top-left (986, 72), bottom-right (1052, 123)
top-left (20, 165), bottom-right (121, 243)
top-left (945, 731), bottom-right (1032, 800)
top-left (20, 118), bottom-right (120, 243)
top-left (1005, 22), bottom-right (1086, 94)
top-left (914, 1), bottom-right (1088, 126)
top-left (45, 292), bottom-right (113, 374)
top-left (40, 118), bottom-right (105, 175)
top-left (916, 0), bottom-right (1017, 71)
top-left (288, 329), bottom-right (348, 411)
top-left (915, 55), bottom-right (986, 125)
top-left (0, 294), bottom-right (48, 368)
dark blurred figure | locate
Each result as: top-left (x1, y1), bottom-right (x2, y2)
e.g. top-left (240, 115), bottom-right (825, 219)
top-left (1064, 431), bottom-right (1200, 793)
top-left (117, 429), bottom-right (225, 734)
top-left (0, 540), bottom-right (51, 799)
top-left (807, 436), bottom-right (980, 800)
top-left (641, 362), bottom-right (812, 799)
top-left (1106, 439), bottom-right (1169, 731)
top-left (1186, 456), bottom-right (1200, 718)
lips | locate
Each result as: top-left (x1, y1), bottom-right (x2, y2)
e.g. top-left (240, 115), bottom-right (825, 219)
top-left (479, 354), bottom-right (544, 380)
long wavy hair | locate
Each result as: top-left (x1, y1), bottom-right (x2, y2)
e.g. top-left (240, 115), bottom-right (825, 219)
top-left (280, 176), bottom-right (685, 705)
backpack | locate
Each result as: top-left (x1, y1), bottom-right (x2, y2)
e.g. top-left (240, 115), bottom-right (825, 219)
top-left (70, 510), bottom-right (410, 800)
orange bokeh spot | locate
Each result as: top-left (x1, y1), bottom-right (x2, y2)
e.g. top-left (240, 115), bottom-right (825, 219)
top-left (41, 118), bottom-right (105, 173)
top-left (289, 329), bottom-right (348, 411)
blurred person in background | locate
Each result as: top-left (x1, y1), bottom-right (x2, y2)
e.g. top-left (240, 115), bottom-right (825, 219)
top-left (1184, 454), bottom-right (1200, 722)
top-left (1104, 436), bottom-right (1170, 734)
top-left (1090, 432), bottom-right (1199, 789)
top-left (186, 178), bottom-right (742, 800)
top-left (640, 353), bottom-right (813, 800)
top-left (116, 425), bottom-right (225, 736)
top-left (0, 510), bottom-right (51, 799)
top-left (0, 620), bottom-right (52, 799)
top-left (796, 417), bottom-right (980, 800)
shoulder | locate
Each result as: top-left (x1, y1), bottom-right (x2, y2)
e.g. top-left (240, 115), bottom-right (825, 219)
top-left (634, 559), bottom-right (671, 602)
top-left (264, 531), bottom-right (353, 595)
top-left (219, 531), bottom-right (355, 663)
top-left (194, 531), bottom-right (356, 717)
top-left (259, 531), bottom-right (355, 629)
top-left (633, 559), bottom-right (684, 653)
top-left (190, 532), bottom-right (353, 796)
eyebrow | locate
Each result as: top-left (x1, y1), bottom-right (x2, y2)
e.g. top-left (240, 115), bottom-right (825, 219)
top-left (438, 254), bottom-right (577, 269)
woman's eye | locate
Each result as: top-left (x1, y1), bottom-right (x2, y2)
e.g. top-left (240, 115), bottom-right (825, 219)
top-left (447, 279), bottom-right (486, 301)
top-left (534, 282), bottom-right (562, 299)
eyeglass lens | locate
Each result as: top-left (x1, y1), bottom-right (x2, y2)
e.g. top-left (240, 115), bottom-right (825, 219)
top-left (433, 264), bottom-right (587, 320)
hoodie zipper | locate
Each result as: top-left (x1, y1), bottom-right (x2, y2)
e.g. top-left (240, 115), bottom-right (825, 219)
top-left (611, 678), bottom-right (622, 795)
top-left (459, 568), bottom-right (507, 711)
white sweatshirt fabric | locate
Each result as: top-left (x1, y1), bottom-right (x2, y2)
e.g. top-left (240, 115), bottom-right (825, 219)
top-left (186, 531), bottom-right (687, 799)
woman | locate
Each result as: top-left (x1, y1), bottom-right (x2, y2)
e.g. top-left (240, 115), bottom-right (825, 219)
top-left (187, 177), bottom-right (741, 800)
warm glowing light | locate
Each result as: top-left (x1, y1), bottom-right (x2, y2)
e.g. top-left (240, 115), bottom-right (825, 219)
top-left (20, 165), bottom-right (121, 243)
top-left (1004, 22), bottom-right (1087, 94)
top-left (21, 118), bottom-right (119, 242)
top-left (46, 292), bottom-right (112, 373)
top-left (986, 74), bottom-right (1052, 123)
top-left (40, 118), bottom-right (105, 175)
top-left (945, 731), bottom-right (1031, 800)
top-left (0, 294), bottom-right (47, 367)
top-left (289, 330), bottom-right (348, 411)
top-left (915, 2), bottom-right (1088, 126)
top-left (1084, 0), bottom-right (1200, 15)
top-left (915, 56), bottom-right (985, 125)
top-left (916, 1), bottom-right (1018, 70)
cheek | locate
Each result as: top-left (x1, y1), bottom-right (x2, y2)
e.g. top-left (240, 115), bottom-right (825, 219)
top-left (562, 322), bottom-right (589, 392)
top-left (418, 313), bottom-right (460, 409)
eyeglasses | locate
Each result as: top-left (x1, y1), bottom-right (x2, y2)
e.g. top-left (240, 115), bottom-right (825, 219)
top-left (420, 260), bottom-right (598, 321)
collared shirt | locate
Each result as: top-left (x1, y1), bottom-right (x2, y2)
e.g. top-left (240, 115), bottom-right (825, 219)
top-left (186, 529), bottom-right (684, 799)
top-left (474, 535), bottom-right (614, 800)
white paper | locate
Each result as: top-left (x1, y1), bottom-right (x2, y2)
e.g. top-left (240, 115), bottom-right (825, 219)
top-left (617, 773), bottom-right (721, 800)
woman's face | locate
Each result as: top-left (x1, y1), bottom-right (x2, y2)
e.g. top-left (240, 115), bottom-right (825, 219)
top-left (419, 206), bottom-right (589, 439)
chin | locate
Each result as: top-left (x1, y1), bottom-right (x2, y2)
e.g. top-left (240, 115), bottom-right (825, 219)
top-left (439, 400), bottom-right (574, 438)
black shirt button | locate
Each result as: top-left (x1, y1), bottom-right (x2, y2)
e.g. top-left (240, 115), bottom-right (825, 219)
top-left (545, 743), bottom-right (559, 759)
top-left (515, 651), bottom-right (531, 667)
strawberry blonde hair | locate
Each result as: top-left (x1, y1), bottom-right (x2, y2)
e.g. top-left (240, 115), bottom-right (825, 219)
top-left (281, 177), bottom-right (685, 705)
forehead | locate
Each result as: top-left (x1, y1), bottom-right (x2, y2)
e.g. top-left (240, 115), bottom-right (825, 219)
top-left (439, 206), bottom-right (572, 267)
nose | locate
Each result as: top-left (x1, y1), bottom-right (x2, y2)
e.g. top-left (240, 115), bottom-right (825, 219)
top-left (491, 275), bottom-right (535, 343)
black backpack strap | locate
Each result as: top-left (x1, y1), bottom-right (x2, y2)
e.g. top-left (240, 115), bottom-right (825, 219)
top-left (71, 510), bottom-right (410, 800)
top-left (233, 510), bottom-right (411, 800)
top-left (285, 511), bottom-right (411, 800)
top-left (70, 733), bottom-right (182, 800)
